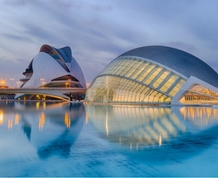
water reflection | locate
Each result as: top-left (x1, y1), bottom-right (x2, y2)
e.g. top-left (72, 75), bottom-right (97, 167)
top-left (86, 105), bottom-right (218, 158)
top-left (21, 117), bottom-right (31, 141)
top-left (86, 105), bottom-right (185, 148)
top-left (180, 107), bottom-right (218, 127)
top-left (0, 101), bottom-right (85, 159)
top-left (0, 109), bottom-right (3, 125)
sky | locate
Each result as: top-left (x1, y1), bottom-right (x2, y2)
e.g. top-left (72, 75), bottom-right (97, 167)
top-left (1, 0), bottom-right (218, 87)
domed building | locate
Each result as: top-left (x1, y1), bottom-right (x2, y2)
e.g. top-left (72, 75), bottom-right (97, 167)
top-left (85, 46), bottom-right (218, 105)
top-left (17, 44), bottom-right (86, 100)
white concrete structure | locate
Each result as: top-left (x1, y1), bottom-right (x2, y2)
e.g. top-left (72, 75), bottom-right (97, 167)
top-left (17, 44), bottom-right (86, 100)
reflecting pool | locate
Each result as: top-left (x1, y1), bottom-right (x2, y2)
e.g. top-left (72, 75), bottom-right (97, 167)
top-left (1, 102), bottom-right (218, 176)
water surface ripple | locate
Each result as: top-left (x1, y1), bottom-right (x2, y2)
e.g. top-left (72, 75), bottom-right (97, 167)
top-left (0, 102), bottom-right (218, 176)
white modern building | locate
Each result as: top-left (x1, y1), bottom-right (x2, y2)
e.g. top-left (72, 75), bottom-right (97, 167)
top-left (17, 44), bottom-right (86, 100)
top-left (85, 45), bottom-right (218, 105)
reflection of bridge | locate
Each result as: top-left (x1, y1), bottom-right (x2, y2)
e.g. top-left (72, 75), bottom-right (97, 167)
top-left (0, 88), bottom-right (86, 100)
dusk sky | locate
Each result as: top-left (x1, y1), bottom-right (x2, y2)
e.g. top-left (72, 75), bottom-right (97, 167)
top-left (1, 0), bottom-right (218, 87)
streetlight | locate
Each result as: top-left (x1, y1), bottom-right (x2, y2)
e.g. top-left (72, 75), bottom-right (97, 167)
top-left (42, 81), bottom-right (46, 87)
top-left (86, 83), bottom-right (90, 88)
top-left (40, 78), bottom-right (45, 87)
top-left (16, 81), bottom-right (20, 88)
top-left (0, 80), bottom-right (6, 88)
top-left (9, 78), bottom-right (15, 88)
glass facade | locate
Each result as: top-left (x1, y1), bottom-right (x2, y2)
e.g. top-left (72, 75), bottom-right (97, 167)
top-left (180, 84), bottom-right (218, 104)
top-left (85, 57), bottom-right (186, 104)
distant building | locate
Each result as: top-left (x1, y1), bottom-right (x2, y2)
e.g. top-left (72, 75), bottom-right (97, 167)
top-left (0, 85), bottom-right (15, 101)
top-left (0, 94), bottom-right (15, 101)
top-left (85, 45), bottom-right (218, 105)
top-left (0, 85), bottom-right (8, 89)
top-left (17, 44), bottom-right (86, 100)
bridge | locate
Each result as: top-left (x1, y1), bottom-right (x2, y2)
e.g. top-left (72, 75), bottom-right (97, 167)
top-left (0, 87), bottom-right (87, 101)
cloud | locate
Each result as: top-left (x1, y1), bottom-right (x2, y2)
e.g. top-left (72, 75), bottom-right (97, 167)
top-left (1, 0), bottom-right (218, 84)
top-left (0, 57), bottom-right (27, 84)
top-left (2, 33), bottom-right (32, 42)
top-left (2, 0), bottom-right (30, 6)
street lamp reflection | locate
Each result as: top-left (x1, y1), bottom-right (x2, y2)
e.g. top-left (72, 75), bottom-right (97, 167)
top-left (0, 110), bottom-right (3, 125)
top-left (39, 112), bottom-right (45, 130)
top-left (8, 119), bottom-right (13, 129)
top-left (64, 112), bottom-right (71, 128)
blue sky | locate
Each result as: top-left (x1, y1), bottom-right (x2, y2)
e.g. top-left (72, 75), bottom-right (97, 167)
top-left (1, 0), bottom-right (218, 87)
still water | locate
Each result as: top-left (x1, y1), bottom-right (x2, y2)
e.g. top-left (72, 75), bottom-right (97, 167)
top-left (0, 101), bottom-right (218, 176)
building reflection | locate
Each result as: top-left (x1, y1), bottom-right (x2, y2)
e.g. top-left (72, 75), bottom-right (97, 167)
top-left (86, 105), bottom-right (186, 149)
top-left (180, 107), bottom-right (218, 126)
top-left (21, 117), bottom-right (31, 141)
top-left (0, 102), bottom-right (85, 159)
top-left (0, 109), bottom-right (3, 125)
top-left (85, 105), bottom-right (218, 151)
top-left (39, 112), bottom-right (45, 130)
top-left (1, 101), bottom-right (218, 161)
top-left (15, 113), bottom-right (20, 125)
top-left (8, 119), bottom-right (13, 129)
top-left (36, 103), bottom-right (85, 159)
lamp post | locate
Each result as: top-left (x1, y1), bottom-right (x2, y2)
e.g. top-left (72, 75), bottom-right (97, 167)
top-left (40, 78), bottom-right (45, 87)
top-left (16, 81), bottom-right (21, 88)
top-left (42, 81), bottom-right (46, 88)
top-left (86, 83), bottom-right (90, 88)
top-left (0, 80), bottom-right (6, 88)
top-left (10, 78), bottom-right (14, 88)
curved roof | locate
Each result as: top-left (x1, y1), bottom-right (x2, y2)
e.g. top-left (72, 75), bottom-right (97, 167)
top-left (40, 44), bottom-right (72, 63)
top-left (40, 44), bottom-right (86, 88)
top-left (21, 44), bottom-right (86, 88)
top-left (119, 46), bottom-right (218, 88)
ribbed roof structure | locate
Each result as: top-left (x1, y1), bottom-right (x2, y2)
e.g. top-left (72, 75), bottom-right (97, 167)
top-left (119, 46), bottom-right (218, 87)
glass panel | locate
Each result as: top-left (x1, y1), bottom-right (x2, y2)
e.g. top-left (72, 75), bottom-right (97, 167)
top-left (119, 64), bottom-right (134, 76)
top-left (168, 79), bottom-right (185, 96)
top-left (86, 75), bottom-right (173, 104)
top-left (130, 62), bottom-right (148, 79)
top-left (152, 70), bottom-right (170, 88)
top-left (144, 67), bottom-right (162, 85)
top-left (124, 60), bottom-right (141, 78)
top-left (180, 83), bottom-right (218, 104)
top-left (160, 74), bottom-right (178, 92)
top-left (137, 64), bottom-right (155, 82)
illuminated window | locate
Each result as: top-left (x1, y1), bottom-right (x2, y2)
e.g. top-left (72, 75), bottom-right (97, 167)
top-left (153, 70), bottom-right (170, 88)
top-left (137, 64), bottom-right (155, 82)
top-left (144, 67), bottom-right (162, 85)
top-left (130, 62), bottom-right (149, 80)
top-left (180, 84), bottom-right (218, 104)
top-left (160, 74), bottom-right (178, 93)
top-left (168, 79), bottom-right (185, 96)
